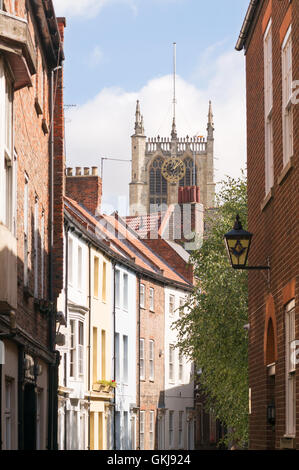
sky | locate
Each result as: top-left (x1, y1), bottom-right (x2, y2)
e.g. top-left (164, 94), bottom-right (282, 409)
top-left (53, 0), bottom-right (250, 214)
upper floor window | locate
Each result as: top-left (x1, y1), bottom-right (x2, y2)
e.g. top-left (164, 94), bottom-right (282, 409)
top-left (93, 256), bottom-right (99, 297)
top-left (115, 269), bottom-right (120, 308)
top-left (68, 238), bottom-right (74, 286)
top-left (264, 20), bottom-right (274, 194)
top-left (77, 246), bottom-right (83, 291)
top-left (169, 295), bottom-right (175, 316)
top-left (169, 344), bottom-right (174, 382)
top-left (102, 261), bottom-right (107, 302)
top-left (123, 273), bottom-right (128, 310)
top-left (70, 318), bottom-right (84, 380)
top-left (123, 335), bottom-right (128, 384)
top-left (140, 338), bottom-right (145, 380)
top-left (149, 340), bottom-right (154, 381)
top-left (140, 283), bottom-right (145, 308)
top-left (149, 287), bottom-right (154, 312)
top-left (0, 61), bottom-right (14, 232)
top-left (282, 26), bottom-right (293, 166)
top-left (285, 299), bottom-right (296, 437)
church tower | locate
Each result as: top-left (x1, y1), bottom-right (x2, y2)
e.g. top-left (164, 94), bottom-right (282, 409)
top-left (129, 100), bottom-right (215, 216)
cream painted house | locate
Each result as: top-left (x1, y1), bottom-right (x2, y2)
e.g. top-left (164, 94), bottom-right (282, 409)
top-left (89, 246), bottom-right (114, 450)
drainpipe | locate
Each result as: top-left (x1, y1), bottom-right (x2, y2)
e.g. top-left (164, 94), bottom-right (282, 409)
top-left (0, 362), bottom-right (2, 450)
top-left (64, 226), bottom-right (69, 450)
top-left (48, 64), bottom-right (62, 451)
top-left (137, 275), bottom-right (141, 450)
top-left (112, 261), bottom-right (116, 450)
top-left (87, 244), bottom-right (91, 450)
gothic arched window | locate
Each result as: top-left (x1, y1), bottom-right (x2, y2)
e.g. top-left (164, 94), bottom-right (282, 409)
top-left (179, 158), bottom-right (197, 187)
top-left (149, 158), bottom-right (167, 206)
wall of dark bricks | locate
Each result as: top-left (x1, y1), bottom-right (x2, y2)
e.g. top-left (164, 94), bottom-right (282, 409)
top-left (245, 0), bottom-right (299, 449)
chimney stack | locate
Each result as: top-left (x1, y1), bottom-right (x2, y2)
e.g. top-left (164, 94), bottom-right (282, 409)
top-left (66, 167), bottom-right (102, 216)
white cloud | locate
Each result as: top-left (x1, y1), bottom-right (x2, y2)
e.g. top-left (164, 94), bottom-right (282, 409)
top-left (65, 49), bottom-right (246, 213)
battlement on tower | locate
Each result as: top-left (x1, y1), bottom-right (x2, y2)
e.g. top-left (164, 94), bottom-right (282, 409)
top-left (145, 136), bottom-right (207, 155)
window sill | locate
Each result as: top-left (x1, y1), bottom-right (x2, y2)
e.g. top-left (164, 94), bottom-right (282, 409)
top-left (34, 97), bottom-right (43, 116)
top-left (149, 309), bottom-right (155, 313)
top-left (277, 156), bottom-right (294, 186)
top-left (42, 118), bottom-right (49, 135)
top-left (261, 187), bottom-right (274, 212)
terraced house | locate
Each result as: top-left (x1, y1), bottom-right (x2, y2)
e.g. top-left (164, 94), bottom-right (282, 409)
top-left (0, 0), bottom-right (65, 449)
top-left (236, 0), bottom-right (299, 450)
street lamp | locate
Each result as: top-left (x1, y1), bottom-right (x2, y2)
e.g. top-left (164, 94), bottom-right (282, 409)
top-left (224, 215), bottom-right (270, 270)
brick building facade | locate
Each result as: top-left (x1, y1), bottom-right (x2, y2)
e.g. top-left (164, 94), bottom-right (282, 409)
top-left (0, 0), bottom-right (65, 449)
top-left (236, 0), bottom-right (299, 449)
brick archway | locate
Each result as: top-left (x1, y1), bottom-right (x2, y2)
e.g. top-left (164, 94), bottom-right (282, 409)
top-left (264, 295), bottom-right (278, 366)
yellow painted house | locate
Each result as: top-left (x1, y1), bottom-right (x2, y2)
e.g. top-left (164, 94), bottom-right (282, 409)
top-left (88, 247), bottom-right (114, 450)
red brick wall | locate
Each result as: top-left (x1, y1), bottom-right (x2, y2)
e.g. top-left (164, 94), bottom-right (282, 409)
top-left (144, 239), bottom-right (193, 283)
top-left (245, 0), bottom-right (299, 449)
top-left (136, 278), bottom-right (165, 450)
top-left (13, 2), bottom-right (65, 348)
top-left (66, 171), bottom-right (102, 216)
top-left (53, 18), bottom-right (66, 301)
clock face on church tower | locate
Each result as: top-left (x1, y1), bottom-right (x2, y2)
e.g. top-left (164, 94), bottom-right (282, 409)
top-left (161, 157), bottom-right (186, 183)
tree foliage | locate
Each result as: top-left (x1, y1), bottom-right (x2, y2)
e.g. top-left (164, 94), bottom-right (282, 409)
top-left (175, 173), bottom-right (248, 447)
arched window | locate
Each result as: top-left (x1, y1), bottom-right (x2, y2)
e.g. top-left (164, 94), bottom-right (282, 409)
top-left (179, 158), bottom-right (197, 187)
top-left (149, 158), bottom-right (167, 206)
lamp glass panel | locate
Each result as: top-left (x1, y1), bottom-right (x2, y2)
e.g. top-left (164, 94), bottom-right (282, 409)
top-left (227, 238), bottom-right (250, 267)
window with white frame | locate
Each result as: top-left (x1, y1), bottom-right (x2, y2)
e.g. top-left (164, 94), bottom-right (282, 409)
top-left (149, 411), bottom-right (154, 450)
top-left (169, 411), bottom-right (174, 448)
top-left (115, 269), bottom-right (120, 307)
top-left (149, 340), bottom-right (154, 381)
top-left (285, 299), bottom-right (296, 437)
top-left (115, 333), bottom-right (120, 382)
top-left (93, 256), bottom-right (99, 297)
top-left (140, 338), bottom-right (145, 380)
top-left (34, 196), bottom-right (39, 298)
top-left (178, 411), bottom-right (183, 447)
top-left (149, 287), bottom-right (154, 311)
top-left (69, 318), bottom-right (84, 379)
top-left (68, 237), bottom-right (73, 286)
top-left (140, 283), bottom-right (145, 308)
top-left (78, 321), bottom-right (84, 376)
top-left (179, 351), bottom-right (183, 382)
top-left (169, 344), bottom-right (174, 382)
top-left (123, 273), bottom-right (128, 310)
top-left (179, 297), bottom-right (185, 317)
top-left (5, 378), bottom-right (13, 450)
top-left (140, 411), bottom-right (145, 450)
top-left (24, 174), bottom-right (29, 287)
top-left (77, 245), bottom-right (82, 291)
top-left (123, 335), bottom-right (128, 384)
top-left (282, 26), bottom-right (293, 166)
top-left (169, 295), bottom-right (175, 316)
top-left (264, 20), bottom-right (274, 194)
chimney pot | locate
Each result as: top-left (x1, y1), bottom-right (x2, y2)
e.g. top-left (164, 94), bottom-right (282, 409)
top-left (66, 167), bottom-right (73, 176)
top-left (92, 167), bottom-right (98, 176)
top-left (76, 167), bottom-right (82, 176)
top-left (84, 167), bottom-right (90, 176)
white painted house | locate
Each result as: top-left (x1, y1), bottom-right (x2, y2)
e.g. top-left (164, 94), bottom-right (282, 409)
top-left (57, 228), bottom-right (89, 450)
top-left (164, 287), bottom-right (195, 450)
top-left (113, 264), bottom-right (137, 450)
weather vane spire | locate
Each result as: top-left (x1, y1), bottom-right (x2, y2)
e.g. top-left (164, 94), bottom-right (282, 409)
top-left (171, 42), bottom-right (177, 140)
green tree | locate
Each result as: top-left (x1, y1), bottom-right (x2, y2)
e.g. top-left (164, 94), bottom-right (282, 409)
top-left (175, 173), bottom-right (248, 447)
